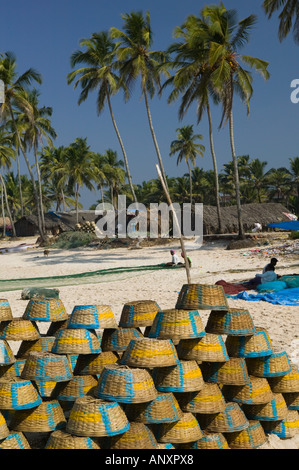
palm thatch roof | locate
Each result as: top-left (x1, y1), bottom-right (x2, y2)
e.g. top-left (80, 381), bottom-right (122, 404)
top-left (203, 203), bottom-right (292, 235)
top-left (0, 217), bottom-right (11, 228)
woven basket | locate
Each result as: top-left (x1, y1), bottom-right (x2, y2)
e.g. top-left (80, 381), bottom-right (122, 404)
top-left (66, 396), bottom-right (129, 437)
top-left (101, 327), bottom-right (143, 353)
top-left (148, 309), bottom-right (205, 340)
top-left (0, 377), bottom-right (42, 410)
top-left (125, 392), bottom-right (183, 424)
top-left (68, 305), bottom-right (102, 329)
top-left (0, 411), bottom-right (10, 439)
top-left (34, 380), bottom-right (63, 398)
top-left (268, 364), bottom-right (299, 393)
top-left (201, 358), bottom-right (250, 385)
top-left (157, 443), bottom-right (175, 449)
top-left (283, 392), bottom-right (299, 410)
top-left (153, 412), bottom-right (203, 443)
top-left (0, 431), bottom-right (31, 449)
top-left (261, 410), bottom-right (299, 439)
top-left (221, 375), bottom-right (274, 405)
top-left (51, 328), bottom-right (101, 355)
top-left (94, 364), bottom-right (157, 403)
top-left (197, 402), bottom-right (249, 433)
top-left (152, 360), bottom-right (205, 393)
top-left (46, 318), bottom-right (69, 336)
top-left (242, 392), bottom-right (288, 421)
top-left (9, 400), bottom-right (66, 432)
top-left (94, 305), bottom-right (118, 329)
top-left (175, 284), bottom-right (229, 311)
top-left (246, 351), bottom-right (292, 377)
top-left (0, 339), bottom-right (15, 365)
top-left (225, 327), bottom-right (273, 358)
top-left (74, 351), bottom-right (119, 376)
top-left (119, 300), bottom-right (160, 328)
top-left (177, 334), bottom-right (229, 362)
top-left (0, 318), bottom-right (40, 341)
top-left (57, 375), bottom-right (98, 402)
top-left (109, 422), bottom-right (158, 449)
top-left (44, 429), bottom-right (101, 449)
top-left (0, 359), bottom-right (26, 379)
top-left (120, 338), bottom-right (179, 368)
top-left (182, 432), bottom-right (229, 449)
top-left (206, 308), bottom-right (256, 336)
top-left (17, 336), bottom-right (56, 358)
top-left (225, 420), bottom-right (267, 449)
top-left (176, 383), bottom-right (226, 414)
top-left (23, 298), bottom-right (68, 322)
top-left (21, 351), bottom-right (73, 382)
top-left (0, 299), bottom-right (13, 321)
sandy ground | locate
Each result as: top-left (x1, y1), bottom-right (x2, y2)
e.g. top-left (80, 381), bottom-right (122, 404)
top-left (0, 234), bottom-right (299, 449)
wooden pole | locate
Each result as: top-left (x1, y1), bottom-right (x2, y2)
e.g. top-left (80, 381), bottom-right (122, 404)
top-left (155, 164), bottom-right (191, 284)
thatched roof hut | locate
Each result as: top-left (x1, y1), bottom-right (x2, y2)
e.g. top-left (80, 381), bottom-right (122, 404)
top-left (0, 217), bottom-right (11, 228)
top-left (203, 203), bottom-right (292, 235)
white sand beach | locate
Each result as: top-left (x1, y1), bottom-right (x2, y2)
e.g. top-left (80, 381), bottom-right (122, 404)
top-left (1, 234), bottom-right (299, 449)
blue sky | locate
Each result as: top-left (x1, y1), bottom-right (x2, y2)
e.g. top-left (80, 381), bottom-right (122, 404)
top-left (1, 0), bottom-right (299, 209)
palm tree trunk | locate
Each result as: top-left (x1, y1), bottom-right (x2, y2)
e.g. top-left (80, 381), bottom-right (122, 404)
top-left (35, 140), bottom-right (45, 234)
top-left (75, 183), bottom-right (79, 224)
top-left (229, 108), bottom-right (244, 239)
top-left (143, 86), bottom-right (169, 190)
top-left (207, 100), bottom-right (223, 233)
top-left (1, 183), bottom-right (5, 237)
top-left (187, 161), bottom-right (193, 205)
top-left (16, 149), bottom-right (24, 217)
top-left (0, 172), bottom-right (16, 237)
top-left (8, 105), bottom-right (44, 239)
top-left (106, 88), bottom-right (137, 203)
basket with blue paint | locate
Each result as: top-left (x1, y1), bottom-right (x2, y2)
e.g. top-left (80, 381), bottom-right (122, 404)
top-left (242, 392), bottom-right (288, 421)
top-left (148, 309), bottom-right (205, 341)
top-left (0, 339), bottom-right (15, 366)
top-left (0, 412), bottom-right (9, 440)
top-left (57, 374), bottom-right (98, 402)
top-left (152, 411), bottom-right (203, 444)
top-left (206, 308), bottom-right (256, 336)
top-left (94, 305), bottom-right (118, 329)
top-left (0, 432), bottom-right (31, 449)
top-left (225, 420), bottom-right (267, 449)
top-left (261, 410), bottom-right (299, 439)
top-left (283, 392), bottom-right (299, 410)
top-left (267, 364), bottom-right (299, 393)
top-left (0, 299), bottom-right (13, 321)
top-left (17, 336), bottom-right (56, 358)
top-left (119, 300), bottom-right (160, 328)
top-left (0, 359), bottom-right (26, 379)
top-left (0, 318), bottom-right (40, 341)
top-left (23, 298), bottom-right (68, 322)
top-left (177, 333), bottom-right (229, 363)
top-left (101, 327), bottom-right (143, 353)
top-left (51, 328), bottom-right (101, 355)
top-left (175, 284), bottom-right (229, 311)
top-left (74, 351), bottom-right (119, 376)
top-left (124, 392), bottom-right (183, 424)
top-left (221, 375), bottom-right (274, 405)
top-left (197, 402), bottom-right (249, 433)
top-left (0, 377), bottom-right (42, 410)
top-left (225, 327), bottom-right (272, 358)
top-left (45, 429), bottom-right (101, 449)
top-left (94, 364), bottom-right (157, 403)
top-left (201, 357), bottom-right (250, 385)
top-left (68, 305), bottom-right (102, 329)
top-left (21, 351), bottom-right (73, 382)
top-left (109, 422), bottom-right (158, 449)
top-left (152, 360), bottom-right (205, 393)
top-left (9, 400), bottom-right (66, 432)
top-left (179, 432), bottom-right (229, 449)
top-left (120, 338), bottom-right (179, 368)
top-left (246, 351), bottom-right (292, 378)
top-left (66, 396), bottom-right (129, 437)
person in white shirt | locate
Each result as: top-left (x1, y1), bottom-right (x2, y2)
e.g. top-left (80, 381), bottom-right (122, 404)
top-left (262, 257), bottom-right (278, 274)
top-left (248, 265), bottom-right (277, 287)
top-left (170, 250), bottom-right (180, 265)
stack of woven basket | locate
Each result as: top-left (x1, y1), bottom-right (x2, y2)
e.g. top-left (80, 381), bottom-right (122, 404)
top-left (0, 285), bottom-right (298, 450)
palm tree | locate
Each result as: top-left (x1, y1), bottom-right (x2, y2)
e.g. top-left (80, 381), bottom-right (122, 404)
top-left (16, 88), bottom-right (57, 232)
top-left (289, 156), bottom-right (299, 215)
top-left (101, 149), bottom-right (126, 209)
top-left (110, 11), bottom-right (169, 188)
top-left (249, 158), bottom-right (269, 203)
top-left (0, 129), bottom-right (16, 236)
top-left (64, 138), bottom-right (96, 223)
top-left (263, 0), bottom-right (299, 43)
top-left (169, 125), bottom-right (205, 204)
top-left (161, 14), bottom-right (224, 232)
top-left (200, 4), bottom-right (270, 238)
top-left (266, 167), bottom-right (292, 205)
top-left (67, 31), bottom-right (137, 203)
top-left (0, 51), bottom-right (44, 238)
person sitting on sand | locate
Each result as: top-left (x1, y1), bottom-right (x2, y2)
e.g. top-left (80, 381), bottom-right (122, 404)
top-left (263, 257), bottom-right (278, 274)
top-left (181, 252), bottom-right (192, 268)
top-left (247, 265), bottom-right (278, 287)
top-left (165, 249), bottom-right (180, 266)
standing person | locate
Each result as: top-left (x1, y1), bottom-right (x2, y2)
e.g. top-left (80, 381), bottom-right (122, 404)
top-left (263, 257), bottom-right (278, 274)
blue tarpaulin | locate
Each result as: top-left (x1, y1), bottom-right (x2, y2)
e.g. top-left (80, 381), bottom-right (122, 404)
top-left (268, 221), bottom-right (299, 231)
top-left (228, 287), bottom-right (299, 306)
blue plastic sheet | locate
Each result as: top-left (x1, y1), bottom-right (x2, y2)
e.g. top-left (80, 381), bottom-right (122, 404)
top-left (267, 221), bottom-right (299, 231)
top-left (227, 287), bottom-right (299, 306)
